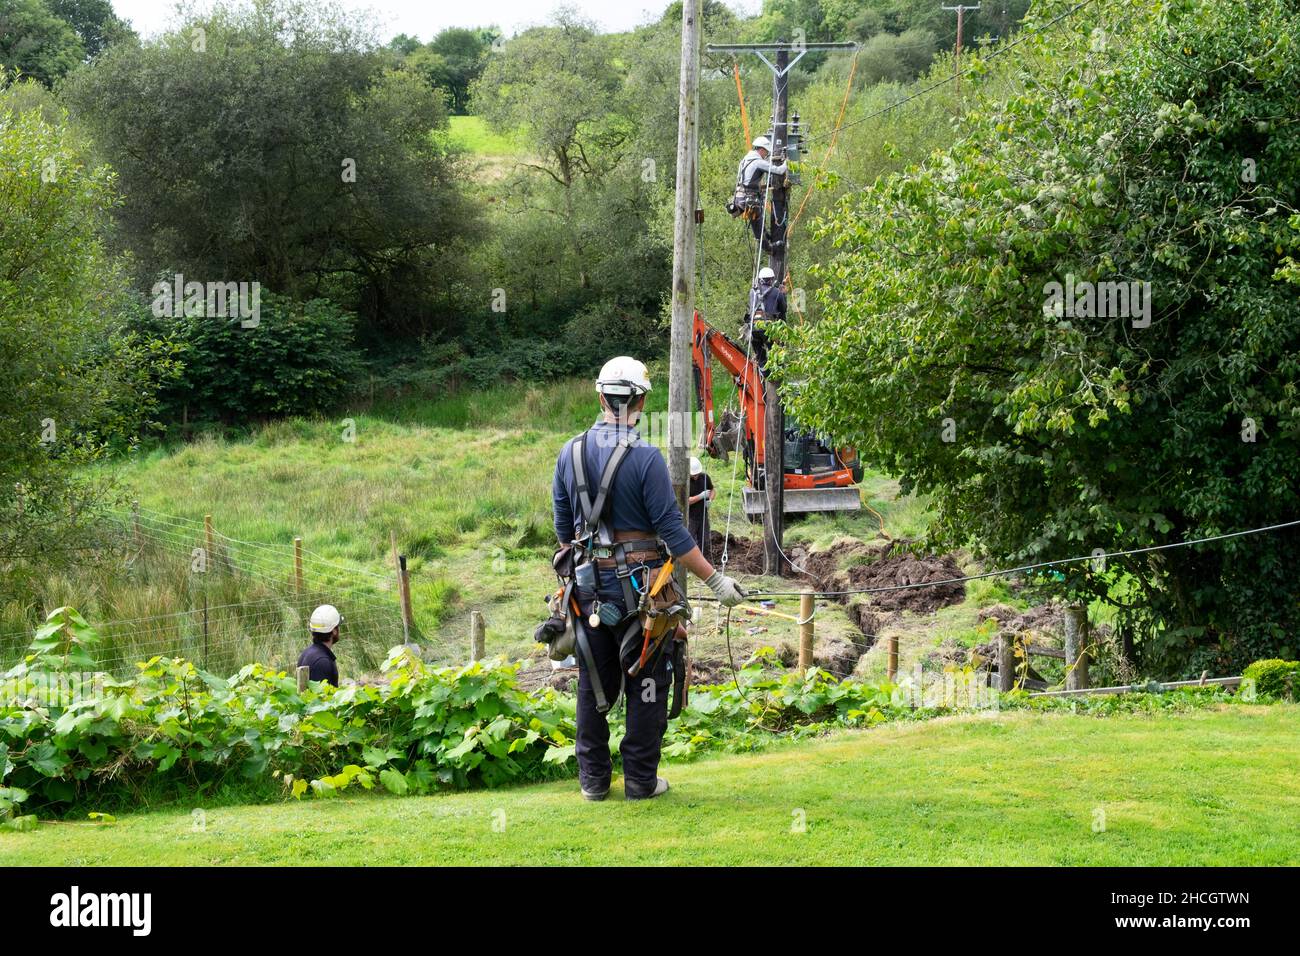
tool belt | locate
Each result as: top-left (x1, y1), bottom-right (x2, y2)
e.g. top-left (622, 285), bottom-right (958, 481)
top-left (533, 429), bottom-right (691, 715)
top-left (728, 184), bottom-right (761, 218)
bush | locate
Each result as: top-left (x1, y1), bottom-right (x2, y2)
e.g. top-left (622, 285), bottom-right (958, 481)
top-left (1242, 659), bottom-right (1300, 701)
top-left (141, 292), bottom-right (363, 423)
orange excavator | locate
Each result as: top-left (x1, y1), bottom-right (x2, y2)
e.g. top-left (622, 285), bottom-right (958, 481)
top-left (692, 310), bottom-right (863, 519)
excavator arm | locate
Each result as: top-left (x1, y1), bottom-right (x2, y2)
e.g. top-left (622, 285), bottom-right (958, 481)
top-left (692, 309), bottom-right (863, 517)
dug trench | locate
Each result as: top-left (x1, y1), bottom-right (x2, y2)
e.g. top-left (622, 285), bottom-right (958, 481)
top-left (518, 532), bottom-right (972, 693)
top-left (706, 530), bottom-right (969, 680)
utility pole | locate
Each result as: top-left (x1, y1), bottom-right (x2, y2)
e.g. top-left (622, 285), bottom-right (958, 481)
top-left (762, 46), bottom-right (790, 576)
top-left (668, 0), bottom-right (701, 577)
top-left (942, 4), bottom-right (980, 94)
top-left (706, 39), bottom-right (855, 576)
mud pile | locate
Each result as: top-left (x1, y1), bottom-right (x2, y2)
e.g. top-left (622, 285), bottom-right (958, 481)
top-left (844, 552), bottom-right (966, 613)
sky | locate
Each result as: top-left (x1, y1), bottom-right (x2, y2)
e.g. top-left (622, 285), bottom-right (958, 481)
top-left (111, 0), bottom-right (763, 41)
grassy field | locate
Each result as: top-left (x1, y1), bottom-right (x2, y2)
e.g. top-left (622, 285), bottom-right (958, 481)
top-left (0, 370), bottom-right (932, 677)
top-left (445, 115), bottom-right (523, 156)
top-left (3, 705), bottom-right (1295, 865)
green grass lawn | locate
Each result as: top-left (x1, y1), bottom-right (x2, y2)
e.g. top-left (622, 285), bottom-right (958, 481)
top-left (4, 706), bottom-right (1296, 865)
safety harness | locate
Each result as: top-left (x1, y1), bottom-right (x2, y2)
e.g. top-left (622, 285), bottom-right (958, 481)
top-left (566, 429), bottom-right (688, 715)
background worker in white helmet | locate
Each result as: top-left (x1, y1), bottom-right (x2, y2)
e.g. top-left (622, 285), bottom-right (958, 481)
top-left (298, 604), bottom-right (344, 687)
top-left (551, 356), bottom-right (747, 801)
top-left (687, 456), bottom-right (715, 562)
top-left (732, 133), bottom-right (787, 252)
top-left (745, 265), bottom-right (787, 368)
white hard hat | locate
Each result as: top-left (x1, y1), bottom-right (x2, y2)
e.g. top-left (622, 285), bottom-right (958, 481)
top-left (758, 266), bottom-right (776, 281)
top-left (309, 604), bottom-right (342, 634)
top-left (752, 135), bottom-right (772, 150)
top-left (595, 356), bottom-right (652, 396)
top-left (690, 456), bottom-right (704, 477)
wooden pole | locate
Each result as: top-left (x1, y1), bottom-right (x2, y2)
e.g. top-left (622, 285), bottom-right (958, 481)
top-left (204, 513), bottom-right (213, 561)
top-left (296, 665), bottom-right (309, 693)
top-left (1064, 603), bottom-right (1090, 690)
top-left (398, 554), bottom-right (413, 644)
top-left (761, 46), bottom-right (790, 577)
top-left (997, 630), bottom-right (1016, 692)
top-left (668, 0), bottom-right (701, 594)
top-left (293, 537), bottom-right (303, 595)
top-left (470, 610), bottom-right (486, 662)
top-left (797, 589), bottom-right (814, 670)
top-left (887, 633), bottom-right (899, 683)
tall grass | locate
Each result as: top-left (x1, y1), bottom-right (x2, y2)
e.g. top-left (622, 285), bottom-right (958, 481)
top-left (3, 373), bottom-right (933, 676)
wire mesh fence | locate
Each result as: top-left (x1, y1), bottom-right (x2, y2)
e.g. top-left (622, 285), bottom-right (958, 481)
top-left (0, 507), bottom-right (410, 679)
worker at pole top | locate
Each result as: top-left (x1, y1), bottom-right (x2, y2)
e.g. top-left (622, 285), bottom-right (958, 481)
top-left (298, 604), bottom-right (343, 687)
top-left (733, 134), bottom-right (787, 253)
top-left (552, 356), bottom-right (747, 801)
top-left (746, 265), bottom-right (786, 367)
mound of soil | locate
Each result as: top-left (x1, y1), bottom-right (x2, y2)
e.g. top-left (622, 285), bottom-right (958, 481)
top-left (709, 530), bottom-right (768, 575)
top-left (845, 552), bottom-right (966, 613)
top-left (977, 601), bottom-right (1065, 638)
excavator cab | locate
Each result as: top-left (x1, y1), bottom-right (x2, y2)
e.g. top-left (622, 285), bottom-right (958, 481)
top-left (693, 311), bottom-right (863, 519)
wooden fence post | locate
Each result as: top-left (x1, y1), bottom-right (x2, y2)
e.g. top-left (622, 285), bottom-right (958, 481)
top-left (798, 590), bottom-right (815, 670)
top-left (1064, 603), bottom-right (1091, 690)
top-left (294, 537), bottom-right (303, 595)
top-left (296, 665), bottom-right (309, 693)
top-left (997, 630), bottom-right (1017, 692)
top-left (470, 610), bottom-right (485, 662)
top-left (887, 633), bottom-right (899, 683)
top-left (204, 513), bottom-right (214, 562)
top-left (398, 555), bottom-right (414, 643)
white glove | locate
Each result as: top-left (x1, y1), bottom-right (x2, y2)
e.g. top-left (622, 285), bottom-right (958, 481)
top-left (705, 570), bottom-right (748, 608)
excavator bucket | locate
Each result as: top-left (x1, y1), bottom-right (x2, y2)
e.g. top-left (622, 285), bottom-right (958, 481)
top-left (742, 486), bottom-right (862, 517)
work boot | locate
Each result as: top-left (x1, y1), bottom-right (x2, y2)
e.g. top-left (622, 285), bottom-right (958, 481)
top-left (626, 777), bottom-right (670, 800)
top-left (581, 784), bottom-right (609, 802)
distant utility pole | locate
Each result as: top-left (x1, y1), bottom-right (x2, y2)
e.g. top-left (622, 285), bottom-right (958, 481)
top-left (668, 0), bottom-right (701, 560)
top-left (941, 3), bottom-right (980, 94)
top-left (705, 39), bottom-right (855, 576)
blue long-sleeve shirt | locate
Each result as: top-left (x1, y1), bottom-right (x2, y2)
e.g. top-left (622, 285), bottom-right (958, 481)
top-left (553, 419), bottom-right (696, 558)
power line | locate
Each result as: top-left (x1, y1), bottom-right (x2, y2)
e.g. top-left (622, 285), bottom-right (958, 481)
top-left (799, 0), bottom-right (1101, 149)
top-left (693, 517), bottom-right (1300, 601)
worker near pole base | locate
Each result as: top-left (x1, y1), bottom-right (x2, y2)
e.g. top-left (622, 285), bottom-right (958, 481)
top-left (746, 266), bottom-right (786, 367)
top-left (687, 456), bottom-right (715, 562)
top-left (299, 604), bottom-right (343, 687)
top-left (732, 134), bottom-right (787, 253)
top-left (552, 357), bottom-right (747, 801)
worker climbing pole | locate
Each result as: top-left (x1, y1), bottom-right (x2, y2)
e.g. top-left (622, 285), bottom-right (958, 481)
top-left (710, 38), bottom-right (857, 576)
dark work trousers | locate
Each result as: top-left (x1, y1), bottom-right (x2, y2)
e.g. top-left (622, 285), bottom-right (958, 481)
top-left (574, 569), bottom-right (671, 798)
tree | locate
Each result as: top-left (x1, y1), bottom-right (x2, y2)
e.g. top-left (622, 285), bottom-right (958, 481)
top-left (0, 94), bottom-right (177, 577)
top-left (0, 0), bottom-right (85, 86)
top-left (48, 0), bottom-right (133, 57)
top-left (472, 11), bottom-right (629, 287)
top-left (775, 0), bottom-right (1300, 675)
top-left (61, 0), bottom-right (478, 333)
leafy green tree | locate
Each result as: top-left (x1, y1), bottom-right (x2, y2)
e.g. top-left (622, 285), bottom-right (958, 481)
top-left (472, 11), bottom-right (629, 288)
top-left (0, 96), bottom-right (178, 576)
top-left (0, 0), bottom-right (85, 85)
top-left (409, 27), bottom-right (490, 115)
top-left (775, 0), bottom-right (1300, 675)
top-left (61, 0), bottom-right (478, 333)
top-left (48, 0), bottom-right (133, 57)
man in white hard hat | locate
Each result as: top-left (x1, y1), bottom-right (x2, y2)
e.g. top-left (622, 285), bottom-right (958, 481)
top-left (687, 456), bottom-right (715, 562)
top-left (552, 356), bottom-right (747, 801)
top-left (746, 265), bottom-right (787, 367)
top-left (298, 604), bottom-right (343, 687)
top-left (733, 133), bottom-right (788, 252)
